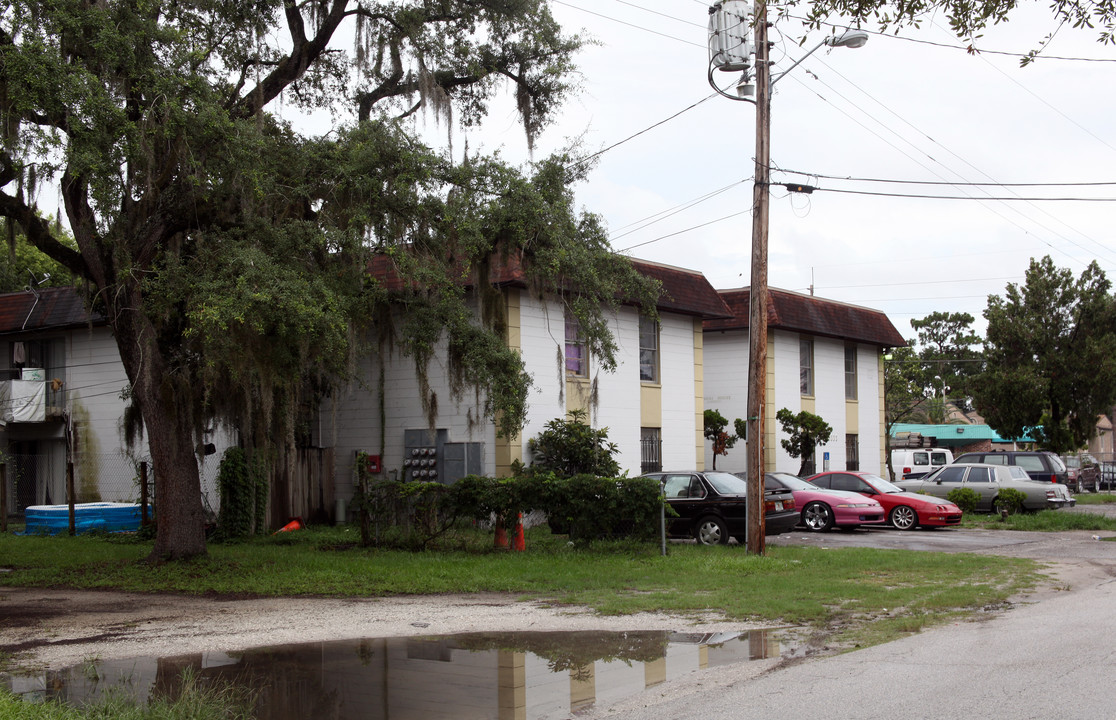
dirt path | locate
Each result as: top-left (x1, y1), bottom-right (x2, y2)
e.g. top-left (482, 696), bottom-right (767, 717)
top-left (0, 588), bottom-right (753, 670)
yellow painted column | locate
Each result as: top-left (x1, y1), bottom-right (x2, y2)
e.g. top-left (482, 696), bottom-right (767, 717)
top-left (497, 650), bottom-right (526, 720)
top-left (494, 289), bottom-right (524, 477)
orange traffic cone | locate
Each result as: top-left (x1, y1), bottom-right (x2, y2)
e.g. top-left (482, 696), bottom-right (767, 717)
top-left (512, 513), bottom-right (525, 552)
top-left (273, 518), bottom-right (302, 535)
top-left (494, 520), bottom-right (509, 549)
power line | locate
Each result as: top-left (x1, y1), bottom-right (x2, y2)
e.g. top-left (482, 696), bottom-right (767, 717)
top-left (606, 0), bottom-right (705, 29)
top-left (617, 207), bottom-right (753, 252)
top-left (553, 0), bottom-right (705, 48)
top-left (609, 178), bottom-right (747, 240)
top-left (775, 170), bottom-right (1116, 187)
top-left (568, 94), bottom-right (717, 170)
top-left (816, 276), bottom-right (1022, 290)
top-left (790, 54), bottom-right (1116, 267)
top-left (812, 187), bottom-right (1116, 201)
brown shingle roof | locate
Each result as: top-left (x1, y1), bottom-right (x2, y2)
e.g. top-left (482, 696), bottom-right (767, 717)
top-left (704, 287), bottom-right (906, 347)
top-left (0, 287), bottom-right (102, 336)
top-left (368, 254), bottom-right (733, 320)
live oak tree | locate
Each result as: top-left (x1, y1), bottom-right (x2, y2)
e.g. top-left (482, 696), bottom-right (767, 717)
top-left (0, 0), bottom-right (656, 560)
top-left (973, 256), bottom-right (1116, 453)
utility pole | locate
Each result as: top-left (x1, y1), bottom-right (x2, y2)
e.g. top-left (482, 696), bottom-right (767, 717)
top-left (744, 0), bottom-right (770, 555)
top-left (707, 2), bottom-right (866, 555)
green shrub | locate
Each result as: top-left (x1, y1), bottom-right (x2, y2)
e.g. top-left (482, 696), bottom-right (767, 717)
top-left (526, 411), bottom-right (621, 478)
top-left (947, 487), bottom-right (980, 514)
top-left (216, 447), bottom-right (268, 539)
top-left (994, 488), bottom-right (1027, 515)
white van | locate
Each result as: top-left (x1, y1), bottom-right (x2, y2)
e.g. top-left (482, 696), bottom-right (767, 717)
top-left (891, 448), bottom-right (953, 480)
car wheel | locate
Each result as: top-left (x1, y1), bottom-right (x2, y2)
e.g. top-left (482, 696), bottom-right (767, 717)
top-left (695, 516), bottom-right (729, 545)
top-left (889, 505), bottom-right (918, 530)
top-left (802, 502), bottom-right (834, 532)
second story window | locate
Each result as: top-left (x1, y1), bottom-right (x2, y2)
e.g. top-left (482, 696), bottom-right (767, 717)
top-left (799, 337), bottom-right (814, 396)
top-left (844, 344), bottom-right (858, 400)
top-left (565, 312), bottom-right (587, 377)
top-left (639, 314), bottom-right (659, 382)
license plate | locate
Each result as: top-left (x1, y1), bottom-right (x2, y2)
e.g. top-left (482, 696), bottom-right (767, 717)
top-left (774, 501), bottom-right (783, 511)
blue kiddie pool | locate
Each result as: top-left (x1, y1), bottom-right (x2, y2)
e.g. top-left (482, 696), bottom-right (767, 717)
top-left (24, 502), bottom-right (148, 534)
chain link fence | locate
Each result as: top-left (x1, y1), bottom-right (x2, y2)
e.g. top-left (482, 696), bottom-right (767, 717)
top-left (2, 451), bottom-right (221, 523)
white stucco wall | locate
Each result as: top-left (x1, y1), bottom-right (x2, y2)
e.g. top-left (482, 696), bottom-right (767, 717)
top-left (2, 328), bottom-right (233, 506)
top-left (701, 330), bottom-right (748, 472)
top-left (325, 289), bottom-right (704, 492)
top-left (325, 331), bottom-right (498, 500)
top-left (514, 293), bottom-right (698, 475)
top-left (657, 313), bottom-right (698, 471)
top-left (703, 328), bottom-right (887, 476)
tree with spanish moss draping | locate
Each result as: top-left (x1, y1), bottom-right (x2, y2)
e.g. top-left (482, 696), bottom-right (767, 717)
top-left (0, 0), bottom-right (657, 560)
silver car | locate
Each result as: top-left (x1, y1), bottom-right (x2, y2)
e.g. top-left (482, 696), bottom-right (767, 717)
top-left (896, 462), bottom-right (1075, 512)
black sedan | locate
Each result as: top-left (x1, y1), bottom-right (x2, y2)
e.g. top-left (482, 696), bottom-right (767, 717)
top-left (642, 471), bottom-right (798, 545)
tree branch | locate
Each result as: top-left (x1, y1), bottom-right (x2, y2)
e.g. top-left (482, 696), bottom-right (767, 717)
top-left (232, 0), bottom-right (350, 119)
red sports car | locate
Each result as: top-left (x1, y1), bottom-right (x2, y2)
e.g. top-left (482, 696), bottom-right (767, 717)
top-left (807, 471), bottom-right (963, 530)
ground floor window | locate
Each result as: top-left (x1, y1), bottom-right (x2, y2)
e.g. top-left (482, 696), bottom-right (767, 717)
top-left (640, 428), bottom-right (662, 474)
top-left (846, 434), bottom-right (859, 471)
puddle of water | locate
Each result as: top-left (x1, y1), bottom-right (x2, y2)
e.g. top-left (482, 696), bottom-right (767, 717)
top-left (4, 629), bottom-right (791, 719)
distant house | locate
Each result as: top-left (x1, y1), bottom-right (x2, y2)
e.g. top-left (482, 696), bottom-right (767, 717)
top-left (0, 287), bottom-right (230, 518)
top-left (0, 288), bottom-right (143, 513)
top-left (321, 257), bottom-right (733, 501)
top-left (703, 288), bottom-right (906, 475)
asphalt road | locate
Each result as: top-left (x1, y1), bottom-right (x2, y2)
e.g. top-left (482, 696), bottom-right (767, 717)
top-left (591, 506), bottom-right (1116, 720)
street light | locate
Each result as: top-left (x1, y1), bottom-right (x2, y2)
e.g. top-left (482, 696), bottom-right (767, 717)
top-left (934, 374), bottom-right (950, 421)
top-left (708, 3), bottom-right (867, 555)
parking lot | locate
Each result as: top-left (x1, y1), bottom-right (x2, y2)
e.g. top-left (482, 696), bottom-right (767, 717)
top-left (766, 502), bottom-right (1116, 560)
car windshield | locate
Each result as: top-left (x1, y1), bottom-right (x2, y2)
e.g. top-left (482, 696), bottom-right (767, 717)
top-left (1064, 456), bottom-right (1081, 468)
top-left (704, 472), bottom-right (749, 495)
top-left (860, 474), bottom-right (905, 493)
top-left (770, 474), bottom-right (817, 491)
top-left (1008, 466), bottom-right (1030, 480)
top-left (1049, 455), bottom-right (1068, 472)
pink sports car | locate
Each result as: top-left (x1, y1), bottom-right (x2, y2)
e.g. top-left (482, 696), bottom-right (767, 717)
top-left (765, 472), bottom-right (886, 532)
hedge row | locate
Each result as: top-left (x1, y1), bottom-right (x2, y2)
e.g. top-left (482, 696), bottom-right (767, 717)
top-left (352, 472), bottom-right (663, 548)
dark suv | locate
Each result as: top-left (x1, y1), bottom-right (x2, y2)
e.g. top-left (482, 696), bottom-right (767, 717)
top-left (953, 451), bottom-right (1069, 486)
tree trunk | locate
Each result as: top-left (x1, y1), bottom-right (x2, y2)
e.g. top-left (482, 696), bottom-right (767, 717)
top-left (111, 289), bottom-right (207, 561)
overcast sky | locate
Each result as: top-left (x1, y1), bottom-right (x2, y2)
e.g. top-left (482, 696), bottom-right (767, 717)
top-left (439, 0), bottom-right (1116, 342)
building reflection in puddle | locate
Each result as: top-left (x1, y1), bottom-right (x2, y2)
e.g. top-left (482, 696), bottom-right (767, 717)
top-left (5, 629), bottom-right (786, 719)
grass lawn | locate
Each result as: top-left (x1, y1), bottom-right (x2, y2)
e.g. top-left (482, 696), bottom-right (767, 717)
top-left (1070, 492), bottom-right (1116, 505)
top-left (960, 505), bottom-right (1116, 531)
top-left (1, 524), bottom-right (1039, 642)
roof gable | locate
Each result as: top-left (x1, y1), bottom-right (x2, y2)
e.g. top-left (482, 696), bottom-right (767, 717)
top-left (704, 287), bottom-right (906, 347)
